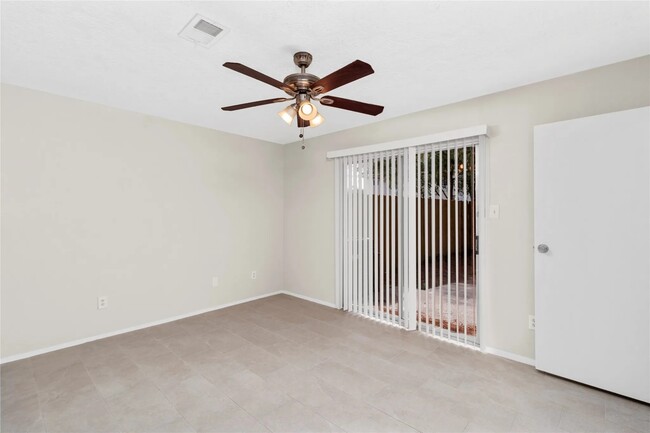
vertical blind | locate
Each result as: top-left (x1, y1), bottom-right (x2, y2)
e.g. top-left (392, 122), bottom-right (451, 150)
top-left (334, 149), bottom-right (411, 326)
top-left (335, 136), bottom-right (480, 346)
top-left (414, 138), bottom-right (479, 346)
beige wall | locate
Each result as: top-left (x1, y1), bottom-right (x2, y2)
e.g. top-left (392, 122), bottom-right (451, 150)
top-left (1, 84), bottom-right (284, 358)
top-left (3, 56), bottom-right (648, 362)
top-left (283, 56), bottom-right (650, 360)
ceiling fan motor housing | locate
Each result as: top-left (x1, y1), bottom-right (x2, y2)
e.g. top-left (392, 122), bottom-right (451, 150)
top-left (283, 72), bottom-right (319, 94)
top-left (282, 52), bottom-right (321, 95)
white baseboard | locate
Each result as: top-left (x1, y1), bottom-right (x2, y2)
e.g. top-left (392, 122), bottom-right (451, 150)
top-left (2, 289), bottom-right (536, 369)
top-left (279, 291), bottom-right (337, 309)
top-left (0, 291), bottom-right (284, 364)
top-left (483, 346), bottom-right (535, 366)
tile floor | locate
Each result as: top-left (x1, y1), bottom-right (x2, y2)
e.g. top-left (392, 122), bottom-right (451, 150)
top-left (1, 294), bottom-right (648, 433)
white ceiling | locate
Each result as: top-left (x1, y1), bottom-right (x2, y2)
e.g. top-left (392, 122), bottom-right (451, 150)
top-left (2, 1), bottom-right (649, 145)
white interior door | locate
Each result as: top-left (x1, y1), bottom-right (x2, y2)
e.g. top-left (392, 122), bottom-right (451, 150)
top-left (534, 106), bottom-right (650, 403)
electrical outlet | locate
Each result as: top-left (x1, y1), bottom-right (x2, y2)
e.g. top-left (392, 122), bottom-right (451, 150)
top-left (97, 296), bottom-right (108, 310)
top-left (251, 271), bottom-right (257, 280)
top-left (212, 276), bottom-right (219, 288)
top-left (528, 315), bottom-right (536, 330)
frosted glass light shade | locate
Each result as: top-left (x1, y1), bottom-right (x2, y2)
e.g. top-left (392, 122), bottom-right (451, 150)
top-left (310, 113), bottom-right (325, 127)
top-left (298, 101), bottom-right (318, 121)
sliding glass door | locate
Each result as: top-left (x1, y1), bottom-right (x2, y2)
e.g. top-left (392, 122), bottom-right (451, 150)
top-left (334, 136), bottom-right (481, 347)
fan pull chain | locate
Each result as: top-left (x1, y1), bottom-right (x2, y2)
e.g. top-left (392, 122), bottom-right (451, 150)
top-left (300, 127), bottom-right (306, 150)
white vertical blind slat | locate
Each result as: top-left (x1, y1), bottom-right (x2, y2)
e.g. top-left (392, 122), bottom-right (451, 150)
top-left (430, 144), bottom-right (436, 336)
top-left (343, 157), bottom-right (350, 311)
top-left (352, 155), bottom-right (359, 312)
top-left (359, 155), bottom-right (368, 314)
top-left (335, 158), bottom-right (341, 309)
top-left (416, 152), bottom-right (421, 331)
top-left (379, 153), bottom-right (385, 322)
top-left (463, 145), bottom-right (468, 344)
top-left (445, 143), bottom-right (451, 339)
top-left (391, 150), bottom-right (396, 324)
top-left (393, 150), bottom-right (406, 324)
top-left (424, 145), bottom-right (429, 331)
top-left (371, 154), bottom-right (376, 319)
top-left (438, 147), bottom-right (443, 337)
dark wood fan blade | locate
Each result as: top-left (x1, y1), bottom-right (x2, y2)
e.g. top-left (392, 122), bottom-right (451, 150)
top-left (297, 117), bottom-right (310, 128)
top-left (223, 62), bottom-right (294, 93)
top-left (319, 96), bottom-right (384, 116)
top-left (221, 98), bottom-right (289, 111)
top-left (311, 60), bottom-right (374, 95)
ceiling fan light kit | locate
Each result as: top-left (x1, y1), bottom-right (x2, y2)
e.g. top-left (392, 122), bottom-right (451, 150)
top-left (221, 51), bottom-right (383, 142)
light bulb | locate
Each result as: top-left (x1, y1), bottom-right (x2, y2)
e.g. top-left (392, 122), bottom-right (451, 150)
top-left (298, 101), bottom-right (318, 121)
top-left (309, 113), bottom-right (325, 127)
top-left (278, 105), bottom-right (297, 125)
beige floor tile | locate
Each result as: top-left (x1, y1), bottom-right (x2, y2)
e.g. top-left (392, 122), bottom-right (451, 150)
top-left (158, 333), bottom-right (213, 358)
top-left (0, 393), bottom-right (44, 433)
top-left (134, 351), bottom-right (195, 389)
top-left (34, 361), bottom-right (96, 404)
top-left (275, 324), bottom-right (322, 344)
top-left (30, 348), bottom-right (81, 377)
top-left (225, 344), bottom-right (286, 376)
top-left (604, 399), bottom-right (650, 433)
top-left (42, 388), bottom-right (120, 433)
top-left (227, 379), bottom-right (292, 418)
top-left (449, 399), bottom-right (517, 432)
top-left (45, 407), bottom-right (119, 433)
top-left (202, 329), bottom-right (253, 353)
top-left (301, 385), bottom-right (418, 433)
top-left (259, 399), bottom-right (344, 433)
top-left (124, 416), bottom-right (195, 433)
top-left (230, 323), bottom-right (291, 347)
top-left (558, 409), bottom-right (640, 433)
top-left (119, 338), bottom-right (175, 363)
top-left (1, 368), bottom-right (38, 403)
top-left (366, 384), bottom-right (469, 433)
top-left (85, 355), bottom-right (147, 399)
top-left (309, 360), bottom-right (388, 399)
top-left (510, 413), bottom-right (565, 433)
top-left (260, 340), bottom-right (323, 370)
top-left (2, 295), bottom-right (647, 433)
top-left (107, 381), bottom-right (180, 432)
top-left (158, 374), bottom-right (224, 408)
top-left (173, 392), bottom-right (269, 433)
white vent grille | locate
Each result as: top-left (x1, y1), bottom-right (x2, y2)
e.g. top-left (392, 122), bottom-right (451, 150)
top-left (194, 19), bottom-right (222, 37)
top-left (178, 14), bottom-right (228, 48)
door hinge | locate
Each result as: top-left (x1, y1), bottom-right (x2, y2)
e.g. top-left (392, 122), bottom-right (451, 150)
top-left (476, 235), bottom-right (479, 255)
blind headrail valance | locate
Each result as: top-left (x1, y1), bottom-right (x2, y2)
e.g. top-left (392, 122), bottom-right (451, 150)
top-left (326, 125), bottom-right (488, 159)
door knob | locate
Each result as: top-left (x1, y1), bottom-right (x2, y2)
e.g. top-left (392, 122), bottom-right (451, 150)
top-left (537, 244), bottom-right (549, 254)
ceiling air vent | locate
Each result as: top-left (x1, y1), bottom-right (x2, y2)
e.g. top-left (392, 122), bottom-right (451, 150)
top-left (178, 14), bottom-right (228, 48)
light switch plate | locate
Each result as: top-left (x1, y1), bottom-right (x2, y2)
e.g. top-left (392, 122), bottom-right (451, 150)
top-left (212, 276), bottom-right (219, 287)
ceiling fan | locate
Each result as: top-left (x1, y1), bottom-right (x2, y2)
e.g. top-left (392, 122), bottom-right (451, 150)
top-left (221, 51), bottom-right (384, 132)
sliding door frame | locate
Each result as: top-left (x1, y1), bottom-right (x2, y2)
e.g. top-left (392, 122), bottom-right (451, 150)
top-left (331, 126), bottom-right (489, 350)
